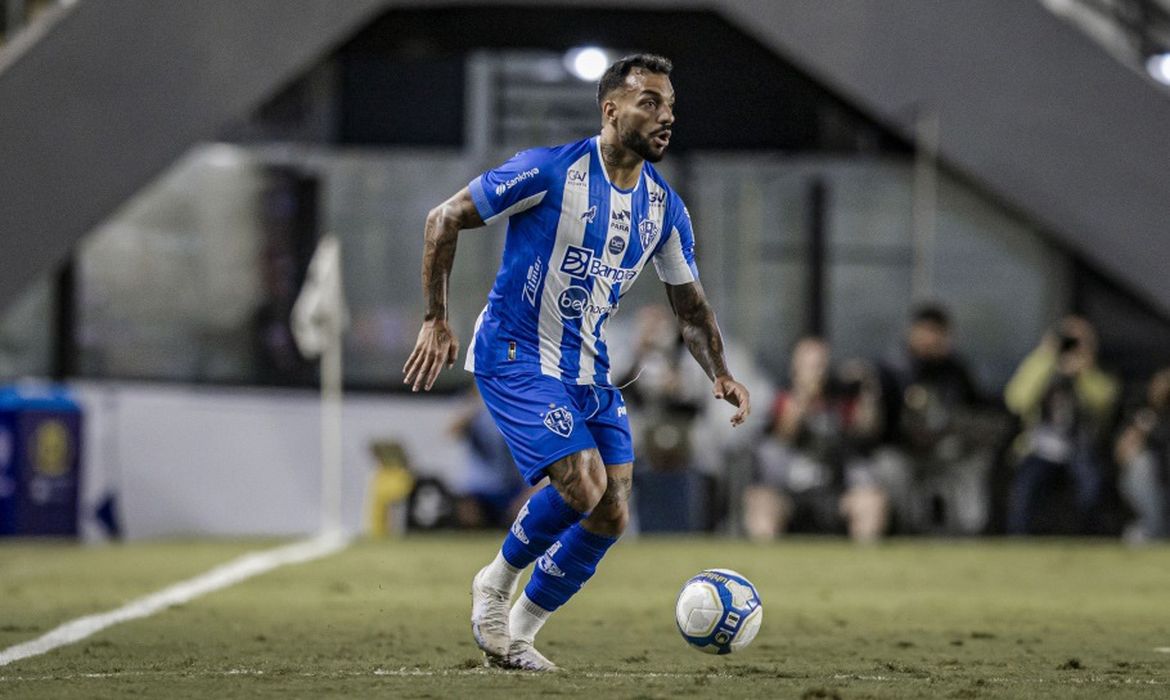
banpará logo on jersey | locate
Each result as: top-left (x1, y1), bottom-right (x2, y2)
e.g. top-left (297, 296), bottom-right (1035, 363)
top-left (607, 236), bottom-right (626, 255)
top-left (522, 258), bottom-right (543, 306)
top-left (560, 245), bottom-right (593, 279)
top-left (494, 167), bottom-right (540, 196)
top-left (542, 405), bottom-right (574, 438)
top-left (557, 286), bottom-right (618, 320)
top-left (559, 246), bottom-right (638, 282)
top-left (638, 219), bottom-right (660, 248)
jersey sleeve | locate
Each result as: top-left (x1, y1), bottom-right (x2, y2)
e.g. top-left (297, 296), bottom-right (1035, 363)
top-left (652, 197), bottom-right (700, 284)
top-left (468, 148), bottom-right (552, 225)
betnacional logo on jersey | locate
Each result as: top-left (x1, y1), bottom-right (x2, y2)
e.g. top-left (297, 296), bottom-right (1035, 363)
top-left (557, 287), bottom-right (618, 320)
top-left (638, 219), bottom-right (660, 248)
top-left (543, 406), bottom-right (574, 438)
top-left (611, 209), bottom-right (631, 233)
top-left (522, 257), bottom-right (543, 306)
top-left (557, 286), bottom-right (590, 318)
top-left (559, 246), bottom-right (638, 283)
top-left (494, 167), bottom-right (540, 196)
top-left (608, 236), bottom-right (626, 255)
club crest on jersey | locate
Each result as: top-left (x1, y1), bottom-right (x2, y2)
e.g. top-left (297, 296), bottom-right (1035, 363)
top-left (543, 406), bottom-right (574, 437)
top-left (608, 236), bottom-right (626, 255)
top-left (638, 219), bottom-right (660, 248)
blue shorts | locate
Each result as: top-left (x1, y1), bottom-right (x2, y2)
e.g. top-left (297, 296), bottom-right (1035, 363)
top-left (475, 372), bottom-right (634, 485)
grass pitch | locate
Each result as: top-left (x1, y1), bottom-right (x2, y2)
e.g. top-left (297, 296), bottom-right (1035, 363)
top-left (1, 535), bottom-right (1169, 698)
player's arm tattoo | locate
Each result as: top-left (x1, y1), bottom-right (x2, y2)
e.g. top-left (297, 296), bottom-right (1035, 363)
top-left (665, 281), bottom-right (731, 381)
top-left (422, 188), bottom-right (484, 321)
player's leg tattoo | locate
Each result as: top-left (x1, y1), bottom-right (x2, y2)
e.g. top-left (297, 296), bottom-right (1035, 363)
top-left (547, 449), bottom-right (608, 513)
top-left (582, 464), bottom-right (633, 537)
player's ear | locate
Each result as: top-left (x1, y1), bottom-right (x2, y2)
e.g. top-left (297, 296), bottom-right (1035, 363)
top-left (601, 99), bottom-right (618, 125)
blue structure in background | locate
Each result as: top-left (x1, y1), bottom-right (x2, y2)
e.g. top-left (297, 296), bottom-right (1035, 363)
top-left (0, 384), bottom-right (82, 537)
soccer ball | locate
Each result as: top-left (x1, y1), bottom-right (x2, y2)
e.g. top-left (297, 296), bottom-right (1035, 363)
top-left (675, 569), bottom-right (763, 654)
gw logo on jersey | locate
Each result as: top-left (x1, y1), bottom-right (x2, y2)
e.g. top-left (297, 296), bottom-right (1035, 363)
top-left (542, 406), bottom-right (574, 438)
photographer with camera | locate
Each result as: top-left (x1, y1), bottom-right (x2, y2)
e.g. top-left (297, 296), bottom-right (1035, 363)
top-left (872, 304), bottom-right (995, 535)
top-left (743, 336), bottom-right (886, 542)
top-left (1004, 316), bottom-right (1119, 535)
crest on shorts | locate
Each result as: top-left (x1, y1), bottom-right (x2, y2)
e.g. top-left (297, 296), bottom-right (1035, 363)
top-left (542, 406), bottom-right (574, 438)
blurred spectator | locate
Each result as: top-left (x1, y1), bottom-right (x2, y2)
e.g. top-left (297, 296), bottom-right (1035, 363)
top-left (618, 305), bottom-right (709, 532)
top-left (874, 303), bottom-right (996, 534)
top-left (742, 336), bottom-right (886, 542)
top-left (1005, 316), bottom-right (1120, 535)
top-left (1114, 367), bottom-right (1170, 542)
top-left (448, 385), bottom-right (533, 529)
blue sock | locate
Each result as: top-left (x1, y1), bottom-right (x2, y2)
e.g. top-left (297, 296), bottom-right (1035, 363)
top-left (524, 523), bottom-right (619, 612)
top-left (500, 485), bottom-right (585, 569)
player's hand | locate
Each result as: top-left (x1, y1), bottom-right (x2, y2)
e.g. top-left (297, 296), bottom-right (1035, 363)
top-left (403, 319), bottom-right (459, 392)
top-left (713, 375), bottom-right (750, 427)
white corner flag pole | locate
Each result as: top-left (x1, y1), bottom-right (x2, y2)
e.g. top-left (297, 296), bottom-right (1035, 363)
top-left (320, 313), bottom-right (344, 536)
top-left (291, 234), bottom-right (349, 537)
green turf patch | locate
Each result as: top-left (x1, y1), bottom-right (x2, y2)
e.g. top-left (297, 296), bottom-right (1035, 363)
top-left (2, 536), bottom-right (1169, 698)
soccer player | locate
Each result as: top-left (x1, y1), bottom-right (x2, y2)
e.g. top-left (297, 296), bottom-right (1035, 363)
top-left (402, 54), bottom-right (750, 671)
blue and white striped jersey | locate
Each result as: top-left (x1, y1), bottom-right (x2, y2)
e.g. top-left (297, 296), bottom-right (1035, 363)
top-left (464, 135), bottom-right (698, 387)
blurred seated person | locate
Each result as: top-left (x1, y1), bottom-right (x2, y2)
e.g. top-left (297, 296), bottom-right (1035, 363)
top-left (874, 303), bottom-right (996, 535)
top-left (617, 305), bottom-right (709, 532)
top-left (449, 385), bottom-right (536, 529)
top-left (743, 336), bottom-right (886, 542)
top-left (1114, 367), bottom-right (1170, 542)
top-left (1005, 316), bottom-right (1119, 535)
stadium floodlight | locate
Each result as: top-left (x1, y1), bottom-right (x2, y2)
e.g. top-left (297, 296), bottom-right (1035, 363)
top-left (1146, 52), bottom-right (1170, 85)
top-left (564, 46), bottom-right (610, 82)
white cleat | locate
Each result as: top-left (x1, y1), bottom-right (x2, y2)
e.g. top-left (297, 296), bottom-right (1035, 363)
top-left (503, 641), bottom-right (559, 672)
top-left (470, 567), bottom-right (512, 664)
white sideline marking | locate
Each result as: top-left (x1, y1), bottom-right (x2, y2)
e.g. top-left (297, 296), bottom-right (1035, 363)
top-left (0, 668), bottom-right (1166, 685)
top-left (0, 534), bottom-right (349, 667)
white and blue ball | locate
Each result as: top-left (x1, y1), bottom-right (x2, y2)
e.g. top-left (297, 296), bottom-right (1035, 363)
top-left (674, 568), bottom-right (763, 655)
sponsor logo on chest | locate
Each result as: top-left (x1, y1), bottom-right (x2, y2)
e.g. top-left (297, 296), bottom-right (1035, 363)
top-left (611, 209), bottom-right (631, 233)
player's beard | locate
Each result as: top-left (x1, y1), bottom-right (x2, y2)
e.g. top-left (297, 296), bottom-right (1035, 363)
top-left (619, 123), bottom-right (667, 163)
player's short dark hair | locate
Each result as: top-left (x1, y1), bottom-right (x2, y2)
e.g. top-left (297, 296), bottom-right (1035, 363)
top-left (597, 53), bottom-right (673, 107)
top-left (911, 303), bottom-right (951, 328)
